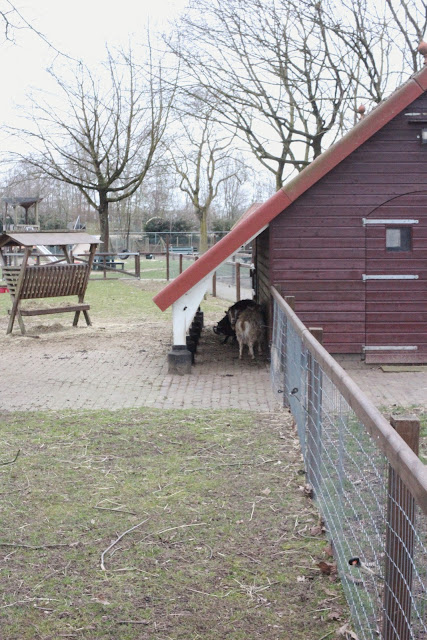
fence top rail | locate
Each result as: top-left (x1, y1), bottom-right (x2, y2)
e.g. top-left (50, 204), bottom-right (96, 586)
top-left (271, 286), bottom-right (427, 515)
top-left (224, 260), bottom-right (253, 268)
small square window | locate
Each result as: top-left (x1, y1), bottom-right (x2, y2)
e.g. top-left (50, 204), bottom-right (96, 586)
top-left (386, 227), bottom-right (412, 252)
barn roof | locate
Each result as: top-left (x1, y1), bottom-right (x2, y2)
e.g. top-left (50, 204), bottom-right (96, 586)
top-left (153, 64), bottom-right (427, 312)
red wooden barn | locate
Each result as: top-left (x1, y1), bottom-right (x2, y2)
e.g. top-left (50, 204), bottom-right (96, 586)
top-left (154, 61), bottom-right (427, 365)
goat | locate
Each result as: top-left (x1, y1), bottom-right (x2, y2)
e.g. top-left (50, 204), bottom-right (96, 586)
top-left (214, 299), bottom-right (257, 344)
top-left (235, 305), bottom-right (265, 360)
top-left (227, 299), bottom-right (258, 330)
top-left (213, 313), bottom-right (236, 344)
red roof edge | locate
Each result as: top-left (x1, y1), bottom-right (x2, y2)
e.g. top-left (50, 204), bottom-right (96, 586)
top-left (153, 189), bottom-right (291, 311)
top-left (414, 65), bottom-right (427, 91)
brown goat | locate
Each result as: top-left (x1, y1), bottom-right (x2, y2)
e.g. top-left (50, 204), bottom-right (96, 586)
top-left (235, 306), bottom-right (265, 359)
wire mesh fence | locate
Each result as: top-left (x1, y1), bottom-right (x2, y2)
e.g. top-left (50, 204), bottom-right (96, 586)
top-left (214, 255), bottom-right (253, 292)
top-left (270, 287), bottom-right (427, 640)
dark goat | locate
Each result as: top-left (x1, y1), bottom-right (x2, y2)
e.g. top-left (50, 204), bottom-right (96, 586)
top-left (213, 313), bottom-right (236, 344)
top-left (227, 299), bottom-right (258, 329)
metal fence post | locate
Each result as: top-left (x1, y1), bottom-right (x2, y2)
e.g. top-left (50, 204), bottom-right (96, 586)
top-left (306, 327), bottom-right (323, 494)
top-left (135, 252), bottom-right (141, 279)
top-left (212, 271), bottom-right (217, 298)
top-left (282, 296), bottom-right (295, 408)
top-left (382, 415), bottom-right (420, 640)
top-left (166, 237), bottom-right (170, 281)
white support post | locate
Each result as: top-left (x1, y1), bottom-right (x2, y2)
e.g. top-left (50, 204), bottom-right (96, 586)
top-left (172, 278), bottom-right (210, 345)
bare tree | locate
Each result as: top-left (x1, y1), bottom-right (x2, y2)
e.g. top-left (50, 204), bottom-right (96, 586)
top-left (304, 0), bottom-right (427, 107)
top-left (0, 160), bottom-right (93, 229)
top-left (168, 105), bottom-right (246, 253)
top-left (109, 164), bottom-right (177, 248)
top-left (168, 0), bottom-right (352, 189)
top-left (384, 0), bottom-right (427, 73)
top-left (216, 155), bottom-right (250, 222)
top-left (6, 46), bottom-right (176, 249)
top-left (0, 0), bottom-right (71, 57)
top-left (0, 1), bottom-right (19, 41)
top-left (168, 0), bottom-right (427, 188)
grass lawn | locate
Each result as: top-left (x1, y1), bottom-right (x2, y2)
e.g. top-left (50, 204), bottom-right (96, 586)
top-left (0, 408), bottom-right (348, 640)
top-left (0, 270), bottom-right (227, 327)
top-left (88, 255), bottom-right (193, 281)
top-left (1, 276), bottom-right (424, 638)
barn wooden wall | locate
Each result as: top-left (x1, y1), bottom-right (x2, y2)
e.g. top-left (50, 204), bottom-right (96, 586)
top-left (269, 91), bottom-right (427, 359)
top-left (256, 228), bottom-right (270, 306)
top-left (255, 228), bottom-right (272, 341)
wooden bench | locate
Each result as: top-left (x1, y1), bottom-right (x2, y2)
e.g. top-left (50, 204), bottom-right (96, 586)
top-left (3, 263), bottom-right (92, 335)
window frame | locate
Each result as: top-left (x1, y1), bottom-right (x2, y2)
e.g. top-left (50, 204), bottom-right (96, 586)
top-left (385, 226), bottom-right (412, 252)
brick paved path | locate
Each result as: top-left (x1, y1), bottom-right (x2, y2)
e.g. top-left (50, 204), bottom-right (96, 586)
top-left (0, 317), bottom-right (279, 413)
top-left (335, 355), bottom-right (427, 410)
top-left (0, 300), bottom-right (425, 414)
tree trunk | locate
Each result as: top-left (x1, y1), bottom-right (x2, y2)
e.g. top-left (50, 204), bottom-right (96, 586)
top-left (312, 134), bottom-right (324, 160)
top-left (98, 198), bottom-right (110, 252)
top-left (197, 207), bottom-right (208, 254)
top-left (276, 159), bottom-right (285, 191)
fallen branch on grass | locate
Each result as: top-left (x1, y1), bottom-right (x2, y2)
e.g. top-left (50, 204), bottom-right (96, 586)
top-left (100, 521), bottom-right (207, 571)
top-left (0, 541), bottom-right (78, 550)
top-left (184, 459), bottom-right (280, 473)
top-left (94, 506), bottom-right (137, 516)
top-left (149, 523), bottom-right (206, 537)
top-left (187, 587), bottom-right (234, 598)
top-left (101, 518), bottom-right (150, 571)
top-left (1, 596), bottom-right (60, 609)
top-left (0, 450), bottom-right (20, 466)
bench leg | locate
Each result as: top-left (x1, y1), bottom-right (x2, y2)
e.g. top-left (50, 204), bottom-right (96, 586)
top-left (73, 310), bottom-right (91, 327)
top-left (16, 310), bottom-right (26, 335)
top-left (6, 311), bottom-right (15, 335)
top-left (7, 304), bottom-right (26, 335)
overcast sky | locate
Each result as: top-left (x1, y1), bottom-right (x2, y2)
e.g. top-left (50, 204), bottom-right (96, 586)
top-left (0, 0), bottom-right (186, 146)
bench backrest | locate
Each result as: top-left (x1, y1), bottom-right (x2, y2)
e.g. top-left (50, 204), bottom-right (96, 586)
top-left (2, 264), bottom-right (90, 300)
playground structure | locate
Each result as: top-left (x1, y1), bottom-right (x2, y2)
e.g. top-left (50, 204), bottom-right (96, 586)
top-left (1, 196), bottom-right (43, 232)
top-left (0, 231), bottom-right (99, 335)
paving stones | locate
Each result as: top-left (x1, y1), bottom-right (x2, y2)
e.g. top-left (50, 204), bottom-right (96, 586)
top-left (0, 318), bottom-right (279, 413)
top-left (0, 311), bottom-right (424, 414)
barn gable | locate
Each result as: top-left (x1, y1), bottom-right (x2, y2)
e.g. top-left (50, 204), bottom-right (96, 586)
top-left (154, 62), bottom-right (427, 364)
top-left (271, 88), bottom-right (427, 361)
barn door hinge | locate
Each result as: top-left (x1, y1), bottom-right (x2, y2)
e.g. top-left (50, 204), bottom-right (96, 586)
top-left (362, 274), bottom-right (419, 281)
top-left (362, 218), bottom-right (419, 225)
top-left (363, 346), bottom-right (418, 352)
